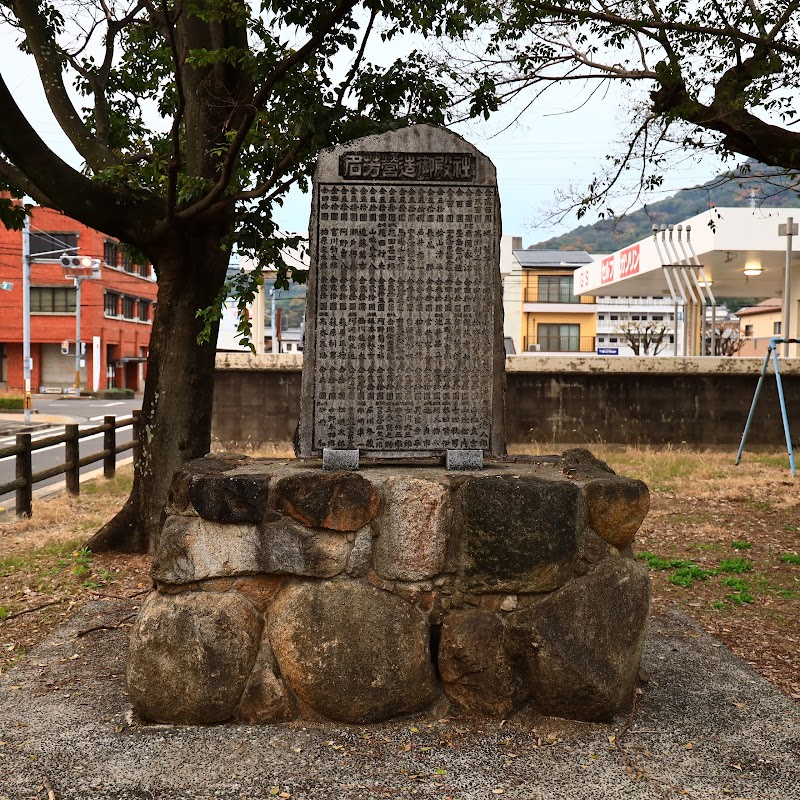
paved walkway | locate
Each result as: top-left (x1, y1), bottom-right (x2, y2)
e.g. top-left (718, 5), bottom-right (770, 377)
top-left (0, 605), bottom-right (797, 800)
top-left (0, 412), bottom-right (71, 437)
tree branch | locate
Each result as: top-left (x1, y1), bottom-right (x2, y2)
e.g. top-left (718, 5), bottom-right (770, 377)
top-left (9, 0), bottom-right (119, 171)
top-left (0, 156), bottom-right (54, 207)
top-left (650, 51), bottom-right (800, 169)
top-left (0, 73), bottom-right (156, 240)
top-left (521, 1), bottom-right (800, 58)
top-left (160, 0), bottom-right (186, 219)
top-left (335, 6), bottom-right (377, 110)
top-left (177, 0), bottom-right (359, 219)
top-left (203, 133), bottom-right (313, 216)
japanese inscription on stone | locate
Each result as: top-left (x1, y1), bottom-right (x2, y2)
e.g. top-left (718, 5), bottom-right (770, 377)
top-left (339, 152), bottom-right (476, 181)
top-left (298, 125), bottom-right (505, 457)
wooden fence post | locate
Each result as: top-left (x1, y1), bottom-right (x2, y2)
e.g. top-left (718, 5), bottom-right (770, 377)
top-left (65, 424), bottom-right (80, 496)
top-left (15, 433), bottom-right (32, 518)
top-left (103, 416), bottom-right (116, 479)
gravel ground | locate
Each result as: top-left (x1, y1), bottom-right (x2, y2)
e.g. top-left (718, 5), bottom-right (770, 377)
top-left (0, 601), bottom-right (798, 800)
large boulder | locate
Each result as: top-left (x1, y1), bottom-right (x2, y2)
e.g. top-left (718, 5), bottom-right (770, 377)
top-left (374, 477), bottom-right (449, 580)
top-left (438, 608), bottom-right (525, 718)
top-left (273, 471), bottom-right (380, 531)
top-left (152, 516), bottom-right (349, 584)
top-left (127, 591), bottom-right (261, 724)
top-left (455, 476), bottom-right (584, 593)
top-left (504, 558), bottom-right (650, 722)
top-left (585, 477), bottom-right (650, 549)
top-left (237, 629), bottom-right (298, 723)
top-left (267, 581), bottom-right (436, 723)
top-left (188, 474), bottom-right (269, 523)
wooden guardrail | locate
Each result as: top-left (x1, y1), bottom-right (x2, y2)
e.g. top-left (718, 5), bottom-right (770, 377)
top-left (0, 411), bottom-right (141, 518)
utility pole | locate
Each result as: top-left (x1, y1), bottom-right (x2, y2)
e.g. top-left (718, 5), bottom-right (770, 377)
top-left (21, 216), bottom-right (85, 410)
top-left (61, 256), bottom-right (100, 391)
top-left (779, 217), bottom-right (798, 357)
top-left (21, 217), bottom-right (32, 424)
top-left (74, 276), bottom-right (82, 389)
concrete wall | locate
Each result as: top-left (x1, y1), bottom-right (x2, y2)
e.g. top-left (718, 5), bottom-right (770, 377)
top-left (212, 353), bottom-right (800, 448)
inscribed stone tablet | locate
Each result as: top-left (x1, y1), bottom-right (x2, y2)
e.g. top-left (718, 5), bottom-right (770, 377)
top-left (298, 125), bottom-right (504, 458)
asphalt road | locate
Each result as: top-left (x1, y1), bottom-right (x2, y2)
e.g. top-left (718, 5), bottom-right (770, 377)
top-left (0, 396), bottom-right (141, 515)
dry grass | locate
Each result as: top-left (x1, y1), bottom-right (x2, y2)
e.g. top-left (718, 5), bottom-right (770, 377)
top-left (0, 468), bottom-right (151, 673)
top-left (0, 447), bottom-right (798, 701)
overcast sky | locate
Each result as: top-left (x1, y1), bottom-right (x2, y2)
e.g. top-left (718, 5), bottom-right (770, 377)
top-left (0, 19), bottom-right (726, 247)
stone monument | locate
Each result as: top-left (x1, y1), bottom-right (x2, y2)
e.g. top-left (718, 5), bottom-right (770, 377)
top-left (126, 127), bottom-right (652, 728)
top-left (297, 125), bottom-right (505, 469)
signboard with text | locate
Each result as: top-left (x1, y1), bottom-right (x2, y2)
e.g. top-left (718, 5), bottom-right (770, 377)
top-left (619, 244), bottom-right (641, 278)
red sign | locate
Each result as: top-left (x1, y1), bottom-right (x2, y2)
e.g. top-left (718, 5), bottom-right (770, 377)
top-left (619, 244), bottom-right (640, 278)
top-left (600, 255), bottom-right (615, 284)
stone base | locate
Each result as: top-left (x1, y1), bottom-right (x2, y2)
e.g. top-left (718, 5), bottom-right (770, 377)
top-left (127, 449), bottom-right (651, 725)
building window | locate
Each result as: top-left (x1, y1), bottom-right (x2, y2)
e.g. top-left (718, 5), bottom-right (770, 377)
top-left (104, 291), bottom-right (120, 316)
top-left (609, 337), bottom-right (618, 343)
top-left (598, 314), bottom-right (605, 320)
top-left (610, 314), bottom-right (618, 321)
top-left (653, 315), bottom-right (663, 321)
top-left (138, 263), bottom-right (151, 278)
top-left (122, 296), bottom-right (136, 319)
top-left (138, 299), bottom-right (151, 322)
top-left (774, 321), bottom-right (782, 335)
top-left (103, 241), bottom-right (119, 267)
top-left (744, 324), bottom-right (754, 336)
top-left (121, 253), bottom-right (136, 273)
top-left (538, 275), bottom-right (579, 303)
top-left (538, 323), bottom-right (580, 352)
top-left (29, 232), bottom-right (78, 258)
top-left (30, 286), bottom-right (76, 313)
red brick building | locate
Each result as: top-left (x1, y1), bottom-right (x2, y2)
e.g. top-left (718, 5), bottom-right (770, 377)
top-left (0, 206), bottom-right (157, 392)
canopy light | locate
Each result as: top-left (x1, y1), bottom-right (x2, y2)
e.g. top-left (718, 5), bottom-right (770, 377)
top-left (743, 261), bottom-right (763, 277)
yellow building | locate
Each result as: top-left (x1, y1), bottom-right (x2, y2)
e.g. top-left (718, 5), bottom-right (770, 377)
top-left (513, 248), bottom-right (597, 353)
top-left (735, 298), bottom-right (783, 357)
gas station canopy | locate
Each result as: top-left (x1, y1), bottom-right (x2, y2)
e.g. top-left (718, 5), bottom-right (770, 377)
top-left (574, 207), bottom-right (800, 299)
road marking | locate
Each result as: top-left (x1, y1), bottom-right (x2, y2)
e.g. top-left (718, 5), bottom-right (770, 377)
top-left (0, 428), bottom-right (62, 447)
top-left (0, 425), bottom-right (132, 463)
top-left (98, 401), bottom-right (125, 407)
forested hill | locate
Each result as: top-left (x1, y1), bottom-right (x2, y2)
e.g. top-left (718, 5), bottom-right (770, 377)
top-left (532, 162), bottom-right (799, 252)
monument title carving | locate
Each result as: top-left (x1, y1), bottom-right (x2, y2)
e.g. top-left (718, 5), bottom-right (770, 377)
top-left (338, 152), bottom-right (477, 181)
top-left (298, 126), bottom-right (504, 459)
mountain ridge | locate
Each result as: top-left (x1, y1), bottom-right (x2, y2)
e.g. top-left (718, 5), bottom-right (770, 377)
top-left (531, 163), bottom-right (800, 253)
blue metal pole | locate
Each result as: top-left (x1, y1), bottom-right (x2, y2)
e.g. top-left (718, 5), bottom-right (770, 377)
top-left (735, 342), bottom-right (773, 466)
top-left (771, 338), bottom-right (798, 477)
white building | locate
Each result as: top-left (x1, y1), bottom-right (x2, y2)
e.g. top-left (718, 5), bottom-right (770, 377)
top-left (595, 292), bottom-right (680, 356)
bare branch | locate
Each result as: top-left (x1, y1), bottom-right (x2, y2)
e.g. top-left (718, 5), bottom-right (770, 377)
top-left (524, 1), bottom-right (800, 58)
top-left (335, 6), bottom-right (377, 110)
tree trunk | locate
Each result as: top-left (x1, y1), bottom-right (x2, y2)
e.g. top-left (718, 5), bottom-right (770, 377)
top-left (88, 224), bottom-right (230, 553)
